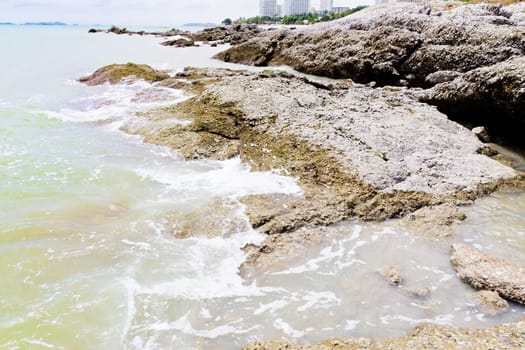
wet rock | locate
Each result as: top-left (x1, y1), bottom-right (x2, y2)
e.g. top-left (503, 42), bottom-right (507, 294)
top-left (88, 26), bottom-right (190, 37)
top-left (243, 319), bottom-right (525, 349)
top-left (241, 226), bottom-right (330, 279)
top-left (116, 67), bottom-right (520, 233)
top-left (378, 265), bottom-right (405, 286)
top-left (472, 126), bottom-right (491, 143)
top-left (401, 203), bottom-right (466, 238)
top-left (216, 3), bottom-right (525, 87)
top-left (166, 200), bottom-right (250, 239)
top-left (407, 287), bottom-right (432, 298)
top-left (160, 38), bottom-right (196, 47)
top-left (451, 243), bottom-right (525, 304)
top-left (474, 290), bottom-right (509, 316)
top-left (108, 25), bottom-right (128, 35)
top-left (81, 65), bottom-right (522, 233)
top-left (78, 63), bottom-right (169, 86)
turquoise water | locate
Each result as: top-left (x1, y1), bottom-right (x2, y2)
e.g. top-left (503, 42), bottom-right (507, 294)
top-left (1, 25), bottom-right (524, 350)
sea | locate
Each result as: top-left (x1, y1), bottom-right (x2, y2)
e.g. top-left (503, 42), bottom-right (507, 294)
top-left (1, 24), bottom-right (524, 349)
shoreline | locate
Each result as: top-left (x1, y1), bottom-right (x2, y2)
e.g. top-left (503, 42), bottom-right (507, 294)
top-left (76, 1), bottom-right (525, 348)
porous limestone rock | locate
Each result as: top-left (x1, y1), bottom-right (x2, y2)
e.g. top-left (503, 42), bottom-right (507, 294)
top-left (451, 243), bottom-right (525, 304)
top-left (243, 319), bottom-right (525, 350)
top-left (474, 290), bottom-right (510, 316)
top-left (216, 2), bottom-right (525, 87)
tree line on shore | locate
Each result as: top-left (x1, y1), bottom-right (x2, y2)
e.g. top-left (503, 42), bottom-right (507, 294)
top-left (222, 6), bottom-right (367, 26)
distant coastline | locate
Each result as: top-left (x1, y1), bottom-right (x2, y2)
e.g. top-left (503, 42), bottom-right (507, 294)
top-left (0, 21), bottom-right (70, 26)
top-left (23, 21), bottom-right (68, 26)
top-left (183, 22), bottom-right (216, 27)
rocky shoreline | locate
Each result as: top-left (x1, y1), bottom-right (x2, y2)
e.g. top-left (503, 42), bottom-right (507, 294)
top-left (88, 23), bottom-right (262, 46)
top-left (79, 1), bottom-right (525, 348)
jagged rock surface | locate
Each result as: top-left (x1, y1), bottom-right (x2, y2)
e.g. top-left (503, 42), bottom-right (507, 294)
top-left (191, 24), bottom-right (262, 45)
top-left (216, 2), bottom-right (525, 87)
top-left (423, 56), bottom-right (525, 147)
top-left (474, 290), bottom-right (510, 316)
top-left (114, 68), bottom-right (520, 233)
top-left (243, 319), bottom-right (525, 350)
top-left (451, 243), bottom-right (525, 304)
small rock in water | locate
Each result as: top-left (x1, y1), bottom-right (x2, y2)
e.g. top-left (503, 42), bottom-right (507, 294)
top-left (378, 265), bottom-right (405, 286)
top-left (474, 290), bottom-right (509, 316)
top-left (472, 126), bottom-right (491, 143)
top-left (407, 287), bottom-right (432, 298)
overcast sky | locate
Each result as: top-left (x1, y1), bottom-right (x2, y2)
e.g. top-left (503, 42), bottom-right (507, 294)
top-left (0, 0), bottom-right (374, 26)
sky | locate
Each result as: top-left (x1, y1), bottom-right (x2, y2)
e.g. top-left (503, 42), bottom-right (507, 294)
top-left (0, 0), bottom-right (374, 26)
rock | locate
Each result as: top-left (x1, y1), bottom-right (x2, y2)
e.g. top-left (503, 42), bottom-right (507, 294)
top-left (472, 126), bottom-right (491, 143)
top-left (423, 56), bottom-right (525, 148)
top-left (401, 203), bottom-right (466, 238)
top-left (425, 70), bottom-right (462, 85)
top-left (113, 67), bottom-right (521, 233)
top-left (78, 63), bottom-right (170, 86)
top-left (450, 243), bottom-right (525, 304)
top-left (160, 38), bottom-right (196, 47)
top-left (407, 287), bottom-right (432, 298)
top-left (192, 24), bottom-right (261, 45)
top-left (165, 200), bottom-right (251, 239)
top-left (378, 265), bottom-right (405, 286)
top-left (216, 3), bottom-right (524, 86)
top-left (108, 25), bottom-right (128, 35)
top-left (243, 319), bottom-right (525, 349)
top-left (474, 290), bottom-right (509, 316)
top-left (87, 26), bottom-right (190, 37)
top-left (241, 226), bottom-right (330, 279)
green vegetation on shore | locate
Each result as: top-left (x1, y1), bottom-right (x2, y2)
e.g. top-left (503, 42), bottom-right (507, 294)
top-left (225, 6), bottom-right (367, 25)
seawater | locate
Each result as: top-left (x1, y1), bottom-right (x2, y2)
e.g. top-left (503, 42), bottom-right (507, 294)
top-left (0, 25), bottom-right (524, 349)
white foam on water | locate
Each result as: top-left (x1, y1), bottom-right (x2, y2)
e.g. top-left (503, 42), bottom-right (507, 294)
top-left (148, 312), bottom-right (257, 338)
top-left (22, 339), bottom-right (57, 349)
top-left (296, 291), bottom-right (341, 312)
top-left (345, 320), bottom-right (360, 330)
top-left (254, 300), bottom-right (289, 316)
top-left (128, 235), bottom-right (278, 300)
top-left (44, 80), bottom-right (186, 124)
top-left (273, 318), bottom-right (305, 338)
top-left (136, 157), bottom-right (303, 199)
top-left (272, 228), bottom-right (366, 275)
top-left (379, 314), bottom-right (455, 327)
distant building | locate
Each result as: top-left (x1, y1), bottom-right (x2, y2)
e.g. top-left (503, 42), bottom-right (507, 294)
top-left (332, 6), bottom-right (350, 15)
top-left (320, 0), bottom-right (334, 13)
top-left (277, 4), bottom-right (283, 17)
top-left (376, 0), bottom-right (425, 3)
top-left (260, 0), bottom-right (278, 17)
top-left (283, 0), bottom-right (311, 16)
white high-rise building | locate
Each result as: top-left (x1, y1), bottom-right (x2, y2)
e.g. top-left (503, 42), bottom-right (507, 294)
top-left (320, 0), bottom-right (333, 13)
top-left (260, 0), bottom-right (277, 17)
top-left (283, 0), bottom-right (311, 16)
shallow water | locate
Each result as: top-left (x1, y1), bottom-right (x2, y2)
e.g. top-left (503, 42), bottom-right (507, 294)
top-left (0, 25), bottom-right (524, 349)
